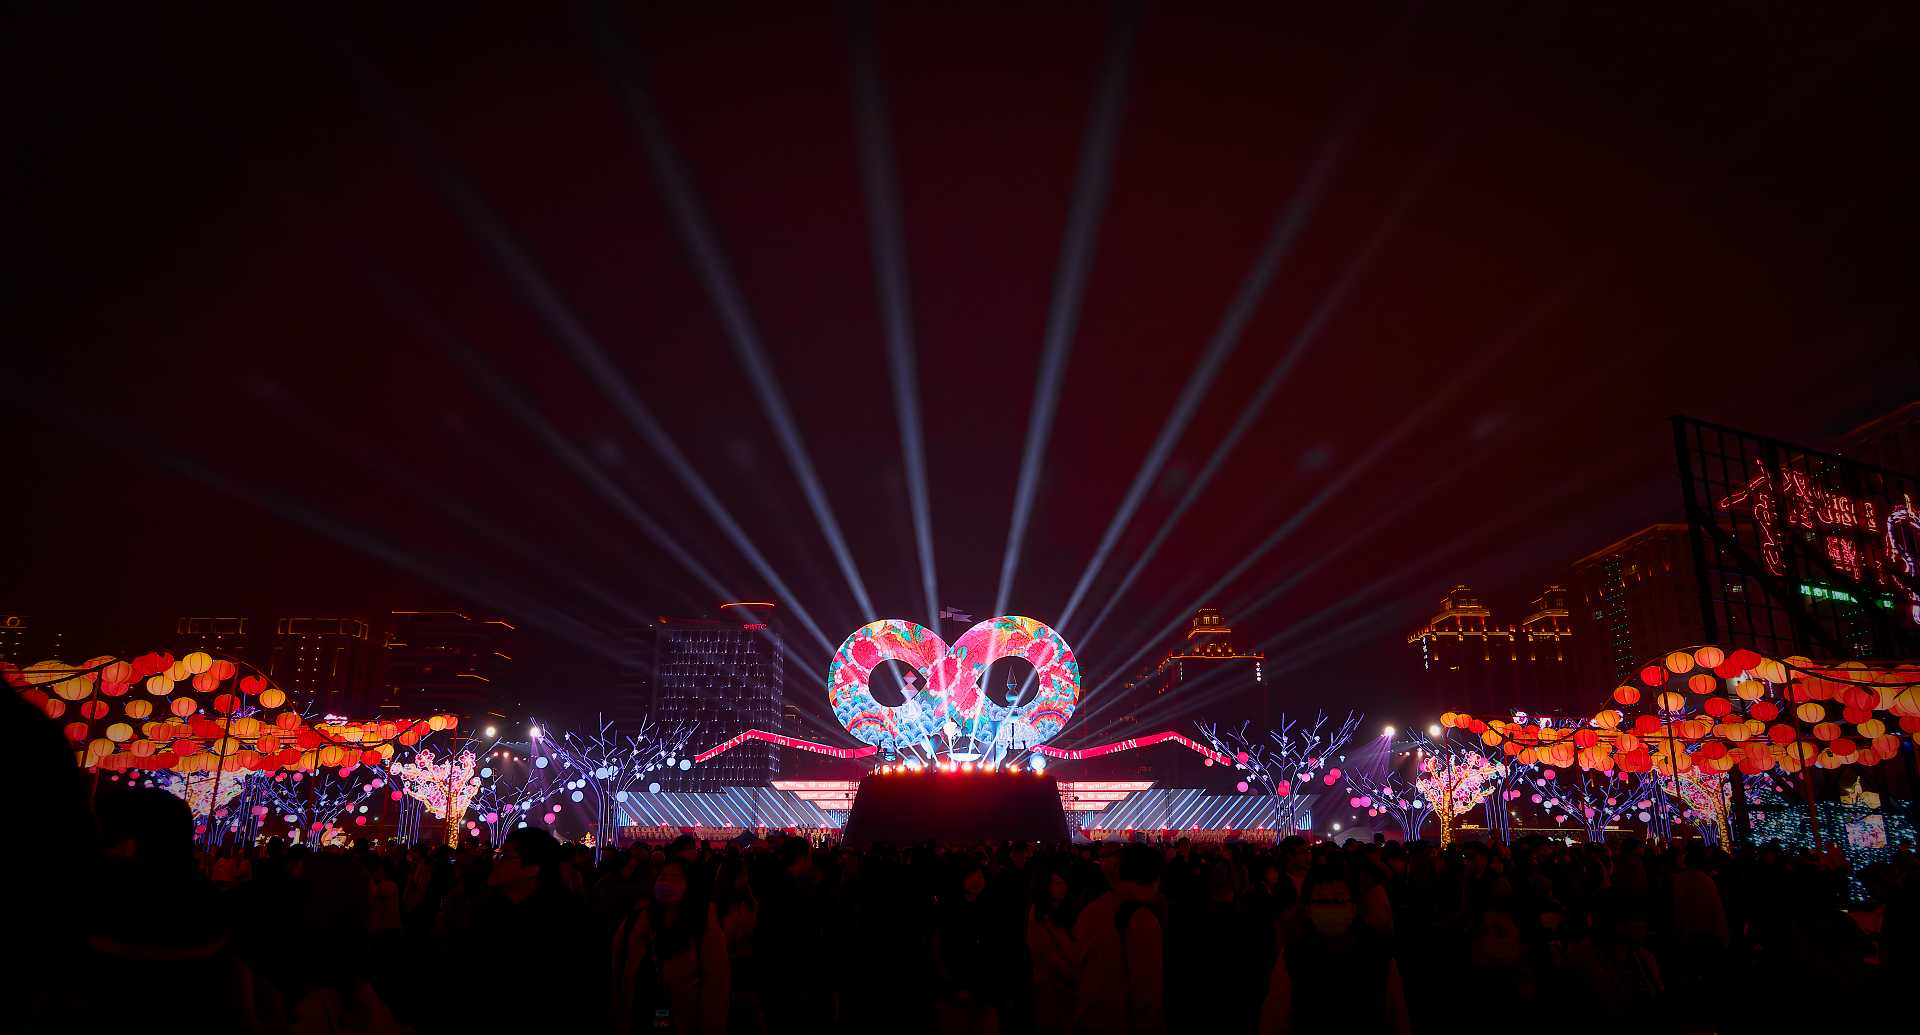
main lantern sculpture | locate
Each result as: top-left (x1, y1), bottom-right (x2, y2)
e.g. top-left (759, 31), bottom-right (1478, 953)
top-left (826, 615), bottom-right (1080, 766)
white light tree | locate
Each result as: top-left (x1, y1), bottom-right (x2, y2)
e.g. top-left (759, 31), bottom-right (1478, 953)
top-left (468, 767), bottom-right (553, 848)
top-left (1198, 712), bottom-right (1363, 835)
top-left (527, 714), bottom-right (697, 861)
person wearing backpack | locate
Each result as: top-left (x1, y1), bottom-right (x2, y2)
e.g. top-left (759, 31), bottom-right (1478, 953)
top-left (1072, 843), bottom-right (1165, 1035)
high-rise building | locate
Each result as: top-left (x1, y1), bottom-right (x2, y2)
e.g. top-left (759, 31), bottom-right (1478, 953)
top-left (1568, 524), bottom-right (1706, 692)
top-left (175, 617), bottom-right (258, 664)
top-left (381, 610), bottom-right (514, 721)
top-left (609, 624), bottom-right (656, 732)
top-left (653, 602), bottom-right (785, 790)
top-left (1407, 584), bottom-right (1576, 716)
top-left (268, 617), bottom-right (377, 715)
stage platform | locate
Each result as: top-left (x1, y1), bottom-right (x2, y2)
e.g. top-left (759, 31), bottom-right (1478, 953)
top-left (841, 767), bottom-right (1070, 847)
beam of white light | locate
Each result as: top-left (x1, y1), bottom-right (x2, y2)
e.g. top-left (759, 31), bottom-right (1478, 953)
top-left (1074, 110), bottom-right (1470, 657)
top-left (1069, 479), bottom-right (1430, 734)
top-left (251, 378), bottom-right (651, 623)
top-left (993, 0), bottom-right (1143, 620)
top-left (1053, 5), bottom-right (1418, 637)
top-left (592, 23), bottom-right (876, 623)
top-left (848, 3), bottom-right (940, 633)
top-left (42, 395), bottom-right (629, 665)
top-left (360, 261), bottom-right (742, 615)
top-left (373, 260), bottom-right (874, 715)
top-left (1086, 244), bottom-right (1591, 706)
top-left (343, 50), bottom-right (841, 663)
top-left (1103, 455), bottom-right (1640, 734)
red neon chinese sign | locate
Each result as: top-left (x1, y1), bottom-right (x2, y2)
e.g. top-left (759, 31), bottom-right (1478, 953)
top-left (1718, 462), bottom-right (1920, 627)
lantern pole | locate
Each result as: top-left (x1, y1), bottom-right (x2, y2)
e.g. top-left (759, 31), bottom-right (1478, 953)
top-left (1660, 705), bottom-right (1685, 845)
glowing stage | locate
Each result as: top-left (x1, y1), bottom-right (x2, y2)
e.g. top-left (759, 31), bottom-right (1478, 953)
top-left (841, 766), bottom-right (1069, 847)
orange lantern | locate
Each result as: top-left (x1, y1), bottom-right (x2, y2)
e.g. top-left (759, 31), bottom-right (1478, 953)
top-left (1665, 651), bottom-right (1696, 674)
top-left (1795, 702), bottom-right (1825, 724)
top-left (124, 699), bottom-right (153, 720)
top-left (104, 722), bottom-right (133, 743)
top-left (1656, 692), bottom-right (1686, 714)
top-left (146, 674), bottom-right (173, 696)
top-left (1687, 673), bottom-right (1717, 694)
top-left (101, 661), bottom-right (133, 684)
top-left (170, 698), bottom-right (196, 718)
top-left (259, 687), bottom-right (286, 709)
top-left (1613, 686), bottom-right (1641, 706)
top-left (1812, 722), bottom-right (1841, 741)
top-left (1693, 646), bottom-right (1726, 669)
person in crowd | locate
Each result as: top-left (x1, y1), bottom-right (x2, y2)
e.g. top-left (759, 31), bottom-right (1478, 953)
top-left (614, 858), bottom-right (729, 1035)
top-left (1027, 864), bottom-right (1080, 1034)
top-left (479, 827), bottom-right (606, 1030)
top-left (710, 855), bottom-right (763, 1035)
top-left (1260, 863), bottom-right (1410, 1035)
top-left (274, 851), bottom-right (413, 1033)
top-left (932, 860), bottom-right (1001, 1035)
top-left (753, 834), bottom-right (830, 1020)
top-left (1074, 842), bottom-right (1165, 1035)
top-left (1561, 891), bottom-right (1664, 1022)
top-left (75, 788), bottom-right (266, 1031)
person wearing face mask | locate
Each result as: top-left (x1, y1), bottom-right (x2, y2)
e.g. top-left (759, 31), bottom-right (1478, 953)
top-left (1260, 865), bottom-right (1410, 1035)
top-left (615, 859), bottom-right (729, 1035)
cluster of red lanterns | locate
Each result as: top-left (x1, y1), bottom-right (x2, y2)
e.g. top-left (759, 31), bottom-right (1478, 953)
top-left (1442, 645), bottom-right (1920, 777)
top-left (7, 653), bottom-right (458, 775)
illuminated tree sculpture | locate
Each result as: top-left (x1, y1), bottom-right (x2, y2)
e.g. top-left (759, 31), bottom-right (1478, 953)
top-left (1345, 766), bottom-right (1432, 841)
top-left (1414, 748), bottom-right (1504, 848)
top-left (1669, 770), bottom-right (1776, 851)
top-left (528, 714), bottom-right (696, 861)
top-left (468, 768), bottom-right (551, 849)
top-left (261, 768), bottom-right (384, 844)
top-left (1199, 712), bottom-right (1363, 835)
top-left (1520, 765), bottom-right (1654, 843)
top-left (392, 749), bottom-right (481, 847)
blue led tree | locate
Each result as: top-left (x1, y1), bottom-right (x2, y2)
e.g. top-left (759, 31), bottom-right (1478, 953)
top-left (1198, 712), bottom-right (1363, 835)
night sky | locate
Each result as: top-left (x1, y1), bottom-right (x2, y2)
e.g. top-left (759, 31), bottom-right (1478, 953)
top-left (7, 3), bottom-right (1914, 732)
